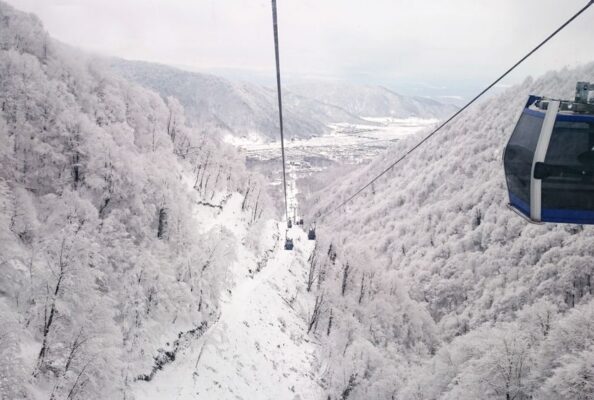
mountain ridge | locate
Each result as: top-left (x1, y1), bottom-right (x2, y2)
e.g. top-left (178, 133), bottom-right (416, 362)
top-left (111, 59), bottom-right (458, 141)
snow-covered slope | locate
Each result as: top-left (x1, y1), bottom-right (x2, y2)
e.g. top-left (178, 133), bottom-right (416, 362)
top-left (304, 66), bottom-right (594, 400)
top-left (0, 2), bottom-right (278, 399)
top-left (288, 81), bottom-right (459, 119)
top-left (133, 222), bottom-right (324, 400)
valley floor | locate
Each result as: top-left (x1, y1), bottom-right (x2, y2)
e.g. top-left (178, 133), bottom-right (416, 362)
top-left (237, 118), bottom-right (438, 182)
top-left (132, 226), bottom-right (323, 400)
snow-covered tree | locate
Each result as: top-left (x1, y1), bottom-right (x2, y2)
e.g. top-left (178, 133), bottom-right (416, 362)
top-left (0, 2), bottom-right (273, 398)
top-left (306, 60), bottom-right (594, 399)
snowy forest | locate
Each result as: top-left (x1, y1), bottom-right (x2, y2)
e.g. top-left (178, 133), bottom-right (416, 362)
top-left (304, 67), bottom-right (594, 399)
top-left (0, 2), bottom-right (273, 399)
top-left (1, 1), bottom-right (594, 400)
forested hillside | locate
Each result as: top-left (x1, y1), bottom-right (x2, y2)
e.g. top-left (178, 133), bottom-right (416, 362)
top-left (305, 65), bottom-right (594, 399)
top-left (288, 82), bottom-right (458, 119)
top-left (0, 2), bottom-right (272, 399)
top-left (111, 59), bottom-right (365, 141)
top-left (111, 60), bottom-right (458, 142)
top-left (3, 1), bottom-right (594, 400)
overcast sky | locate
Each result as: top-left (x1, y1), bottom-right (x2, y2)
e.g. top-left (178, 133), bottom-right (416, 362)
top-left (6, 0), bottom-right (594, 100)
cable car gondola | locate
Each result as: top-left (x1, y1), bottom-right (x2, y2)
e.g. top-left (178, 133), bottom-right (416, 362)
top-left (504, 82), bottom-right (594, 224)
top-left (308, 227), bottom-right (316, 240)
top-left (284, 237), bottom-right (294, 250)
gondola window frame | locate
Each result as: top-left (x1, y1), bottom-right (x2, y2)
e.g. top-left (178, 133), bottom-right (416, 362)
top-left (530, 100), bottom-right (560, 222)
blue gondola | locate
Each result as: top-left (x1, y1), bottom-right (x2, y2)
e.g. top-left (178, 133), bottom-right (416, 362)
top-left (308, 227), bottom-right (316, 240)
top-left (504, 82), bottom-right (594, 224)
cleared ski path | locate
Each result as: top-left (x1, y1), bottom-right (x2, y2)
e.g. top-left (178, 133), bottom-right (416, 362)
top-left (133, 223), bottom-right (323, 400)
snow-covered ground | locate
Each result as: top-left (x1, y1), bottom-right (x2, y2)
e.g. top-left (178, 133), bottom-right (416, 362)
top-left (233, 118), bottom-right (437, 164)
top-left (232, 118), bottom-right (438, 193)
top-left (133, 196), bottom-right (323, 400)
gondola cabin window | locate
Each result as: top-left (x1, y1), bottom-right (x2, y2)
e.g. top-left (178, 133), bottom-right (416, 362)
top-left (504, 112), bottom-right (543, 212)
top-left (541, 120), bottom-right (594, 211)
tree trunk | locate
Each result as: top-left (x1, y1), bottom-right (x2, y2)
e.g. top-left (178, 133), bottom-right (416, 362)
top-left (157, 208), bottom-right (168, 240)
top-left (72, 152), bottom-right (81, 189)
top-left (341, 263), bottom-right (350, 296)
top-left (36, 240), bottom-right (67, 373)
top-left (306, 248), bottom-right (317, 292)
top-left (307, 295), bottom-right (324, 334)
top-left (358, 273), bottom-right (365, 304)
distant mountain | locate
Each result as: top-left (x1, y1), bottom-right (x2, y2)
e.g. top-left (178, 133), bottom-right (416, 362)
top-left (111, 59), bottom-right (366, 140)
top-left (288, 81), bottom-right (459, 119)
top-left (111, 60), bottom-right (458, 141)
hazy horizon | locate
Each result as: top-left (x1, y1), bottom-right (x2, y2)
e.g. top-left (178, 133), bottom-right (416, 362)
top-left (7, 0), bottom-right (594, 103)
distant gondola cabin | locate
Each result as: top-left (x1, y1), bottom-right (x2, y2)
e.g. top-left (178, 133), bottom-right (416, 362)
top-left (284, 238), bottom-right (294, 250)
